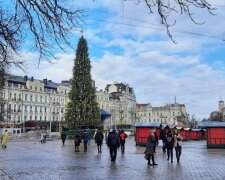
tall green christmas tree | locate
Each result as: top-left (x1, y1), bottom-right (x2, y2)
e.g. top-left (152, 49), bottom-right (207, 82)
top-left (65, 36), bottom-right (100, 129)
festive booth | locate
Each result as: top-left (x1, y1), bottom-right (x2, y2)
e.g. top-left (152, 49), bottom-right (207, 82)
top-left (189, 128), bottom-right (204, 140)
top-left (134, 122), bottom-right (162, 146)
top-left (198, 121), bottom-right (225, 149)
top-left (180, 128), bottom-right (190, 141)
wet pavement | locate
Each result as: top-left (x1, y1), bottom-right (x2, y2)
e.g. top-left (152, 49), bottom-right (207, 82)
top-left (0, 138), bottom-right (225, 180)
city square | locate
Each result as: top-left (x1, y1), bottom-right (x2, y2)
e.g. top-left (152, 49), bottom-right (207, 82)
top-left (0, 138), bottom-right (225, 180)
top-left (1, 1), bottom-right (225, 180)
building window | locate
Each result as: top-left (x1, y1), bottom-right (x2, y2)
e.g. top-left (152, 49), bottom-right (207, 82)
top-left (30, 95), bottom-right (33, 101)
top-left (24, 116), bottom-right (27, 121)
top-left (14, 105), bottom-right (16, 112)
top-left (35, 106), bottom-right (38, 112)
top-left (14, 93), bottom-right (16, 100)
top-left (35, 95), bottom-right (38, 102)
top-left (19, 94), bottom-right (21, 100)
top-left (45, 107), bottom-right (47, 113)
top-left (44, 116), bottom-right (46, 121)
top-left (25, 94), bottom-right (27, 101)
top-left (35, 86), bottom-right (37, 91)
top-left (30, 106), bottom-right (32, 112)
top-left (45, 96), bottom-right (47, 102)
top-left (35, 116), bottom-right (37, 121)
top-left (8, 104), bottom-right (11, 111)
top-left (30, 116), bottom-right (32, 120)
top-left (40, 87), bottom-right (42, 91)
top-left (25, 105), bottom-right (27, 112)
top-left (40, 96), bottom-right (42, 102)
top-left (40, 107), bottom-right (42, 113)
top-left (40, 116), bottom-right (42, 121)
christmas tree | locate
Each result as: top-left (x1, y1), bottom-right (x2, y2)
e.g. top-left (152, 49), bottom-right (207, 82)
top-left (65, 36), bottom-right (100, 129)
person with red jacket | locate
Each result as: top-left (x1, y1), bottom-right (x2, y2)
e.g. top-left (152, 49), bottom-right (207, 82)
top-left (119, 130), bottom-right (127, 154)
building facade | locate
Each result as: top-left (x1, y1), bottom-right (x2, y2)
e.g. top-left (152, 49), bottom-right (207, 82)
top-left (134, 103), bottom-right (189, 126)
top-left (96, 81), bottom-right (137, 129)
top-left (96, 82), bottom-right (189, 129)
top-left (0, 75), bottom-right (70, 126)
top-left (0, 76), bottom-right (189, 129)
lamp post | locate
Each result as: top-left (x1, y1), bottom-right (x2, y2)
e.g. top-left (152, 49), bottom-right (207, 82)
top-left (119, 105), bottom-right (124, 129)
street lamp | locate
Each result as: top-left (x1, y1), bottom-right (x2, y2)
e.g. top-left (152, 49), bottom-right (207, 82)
top-left (119, 105), bottom-right (124, 129)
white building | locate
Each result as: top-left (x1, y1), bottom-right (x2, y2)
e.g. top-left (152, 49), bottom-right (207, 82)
top-left (0, 75), bottom-right (70, 126)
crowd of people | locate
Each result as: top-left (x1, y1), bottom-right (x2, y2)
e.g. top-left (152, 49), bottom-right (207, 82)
top-left (60, 128), bottom-right (128, 164)
top-left (1, 127), bottom-right (183, 166)
top-left (144, 128), bottom-right (183, 166)
top-left (58, 127), bottom-right (183, 165)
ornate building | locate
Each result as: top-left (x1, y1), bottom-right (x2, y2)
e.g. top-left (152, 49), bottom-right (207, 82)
top-left (0, 75), bottom-right (70, 127)
top-left (96, 82), bottom-right (189, 129)
top-left (0, 76), bottom-right (189, 130)
top-left (96, 81), bottom-right (136, 129)
top-left (134, 103), bottom-right (189, 126)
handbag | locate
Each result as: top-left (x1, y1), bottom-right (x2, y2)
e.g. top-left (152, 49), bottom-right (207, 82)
top-left (144, 154), bottom-right (149, 160)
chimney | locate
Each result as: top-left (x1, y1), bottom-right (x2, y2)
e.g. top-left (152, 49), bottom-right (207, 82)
top-left (43, 79), bottom-right (47, 85)
top-left (31, 76), bottom-right (34, 81)
top-left (24, 75), bottom-right (28, 81)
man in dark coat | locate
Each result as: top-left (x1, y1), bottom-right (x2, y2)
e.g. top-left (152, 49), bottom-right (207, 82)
top-left (61, 131), bottom-right (67, 146)
top-left (107, 129), bottom-right (120, 163)
top-left (160, 128), bottom-right (167, 153)
top-left (82, 130), bottom-right (90, 152)
top-left (95, 129), bottom-right (104, 154)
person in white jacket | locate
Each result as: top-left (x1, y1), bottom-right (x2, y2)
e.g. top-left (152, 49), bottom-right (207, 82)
top-left (174, 130), bottom-right (183, 163)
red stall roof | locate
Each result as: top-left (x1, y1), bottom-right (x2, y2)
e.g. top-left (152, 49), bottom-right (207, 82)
top-left (133, 122), bottom-right (162, 128)
top-left (198, 121), bottom-right (225, 128)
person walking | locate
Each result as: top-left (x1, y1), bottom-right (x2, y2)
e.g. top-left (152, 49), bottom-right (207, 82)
top-left (94, 129), bottom-right (104, 154)
top-left (166, 130), bottom-right (174, 163)
top-left (160, 128), bottom-right (167, 153)
top-left (153, 130), bottom-right (158, 153)
top-left (144, 130), bottom-right (158, 166)
top-left (174, 130), bottom-right (183, 163)
top-left (107, 129), bottom-right (120, 163)
top-left (119, 130), bottom-right (127, 154)
top-left (74, 132), bottom-right (81, 152)
top-left (1, 132), bottom-right (9, 148)
top-left (40, 131), bottom-right (45, 143)
top-left (82, 130), bottom-right (90, 152)
top-left (61, 131), bottom-right (67, 146)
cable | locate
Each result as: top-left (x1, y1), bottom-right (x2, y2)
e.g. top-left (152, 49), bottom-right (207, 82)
top-left (85, 17), bottom-right (225, 41)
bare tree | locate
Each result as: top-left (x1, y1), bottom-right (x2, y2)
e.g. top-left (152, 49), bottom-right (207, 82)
top-left (0, 0), bottom-right (84, 65)
top-left (135, 0), bottom-right (215, 43)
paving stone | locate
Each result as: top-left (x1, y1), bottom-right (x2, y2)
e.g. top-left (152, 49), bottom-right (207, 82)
top-left (0, 138), bottom-right (225, 180)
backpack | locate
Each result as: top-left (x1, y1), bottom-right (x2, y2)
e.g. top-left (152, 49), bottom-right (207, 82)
top-left (111, 134), bottom-right (118, 146)
top-left (96, 133), bottom-right (103, 142)
top-left (120, 133), bottom-right (126, 141)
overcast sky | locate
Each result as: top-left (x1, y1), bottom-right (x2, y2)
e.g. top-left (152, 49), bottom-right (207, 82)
top-left (12, 0), bottom-right (225, 120)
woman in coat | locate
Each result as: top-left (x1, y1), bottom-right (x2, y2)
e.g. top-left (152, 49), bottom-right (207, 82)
top-left (174, 130), bottom-right (183, 163)
top-left (166, 130), bottom-right (174, 163)
top-left (1, 132), bottom-right (9, 148)
top-left (94, 129), bottom-right (104, 154)
top-left (74, 133), bottom-right (81, 152)
top-left (144, 130), bottom-right (158, 166)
